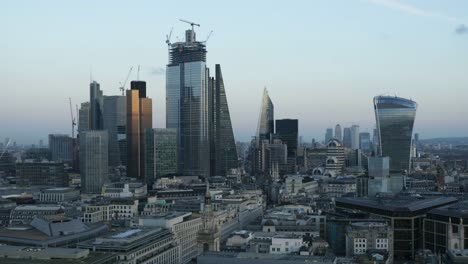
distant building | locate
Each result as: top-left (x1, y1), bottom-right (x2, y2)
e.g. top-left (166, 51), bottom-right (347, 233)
top-left (82, 198), bottom-right (138, 223)
top-left (35, 187), bottom-right (79, 203)
top-left (103, 95), bottom-right (126, 167)
top-left (343, 127), bottom-right (352, 148)
top-left (257, 88), bottom-right (274, 143)
top-left (325, 128), bottom-right (333, 144)
top-left (325, 139), bottom-right (345, 177)
top-left (275, 119), bottom-right (298, 174)
top-left (335, 124), bottom-right (342, 142)
top-left (374, 96), bottom-right (417, 173)
top-left (126, 81), bottom-right (152, 180)
top-left (145, 128), bottom-right (177, 188)
top-left (359, 132), bottom-right (371, 151)
top-left (78, 102), bottom-right (90, 132)
top-left (16, 160), bottom-right (68, 187)
top-left (48, 134), bottom-right (73, 162)
top-left (350, 125), bottom-right (360, 150)
top-left (89, 81), bottom-right (103, 130)
top-left (80, 131), bottom-right (108, 194)
top-left (270, 234), bottom-right (304, 254)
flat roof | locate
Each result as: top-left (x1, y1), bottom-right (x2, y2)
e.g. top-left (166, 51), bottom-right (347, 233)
top-left (428, 201), bottom-right (468, 218)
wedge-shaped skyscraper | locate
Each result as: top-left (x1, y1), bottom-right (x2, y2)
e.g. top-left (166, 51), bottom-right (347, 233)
top-left (374, 96), bottom-right (417, 173)
top-left (210, 64), bottom-right (238, 175)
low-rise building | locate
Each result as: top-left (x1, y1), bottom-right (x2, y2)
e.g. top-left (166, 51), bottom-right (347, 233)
top-left (34, 187), bottom-right (79, 203)
top-left (9, 204), bottom-right (65, 225)
top-left (102, 181), bottom-right (147, 198)
top-left (270, 234), bottom-right (304, 254)
top-left (345, 222), bottom-right (393, 263)
top-left (81, 198), bottom-right (138, 223)
top-left (78, 227), bottom-right (179, 264)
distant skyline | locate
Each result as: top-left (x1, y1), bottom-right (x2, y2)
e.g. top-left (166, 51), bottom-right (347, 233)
top-left (2, 0), bottom-right (468, 144)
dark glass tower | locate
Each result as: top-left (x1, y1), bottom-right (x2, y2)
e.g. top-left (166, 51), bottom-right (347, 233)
top-left (374, 96), bottom-right (417, 173)
top-left (275, 119), bottom-right (298, 174)
top-left (211, 64), bottom-right (238, 175)
top-left (166, 29), bottom-right (210, 177)
top-left (89, 81), bottom-right (103, 130)
top-left (103, 95), bottom-right (126, 167)
top-left (257, 88), bottom-right (274, 142)
top-left (127, 81), bottom-right (152, 180)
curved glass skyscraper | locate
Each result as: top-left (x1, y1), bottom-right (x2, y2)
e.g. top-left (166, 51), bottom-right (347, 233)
top-left (374, 96), bottom-right (417, 173)
top-left (256, 88), bottom-right (274, 142)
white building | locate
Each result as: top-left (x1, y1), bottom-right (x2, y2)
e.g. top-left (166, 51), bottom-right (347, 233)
top-left (269, 234), bottom-right (304, 254)
top-left (82, 199), bottom-right (138, 223)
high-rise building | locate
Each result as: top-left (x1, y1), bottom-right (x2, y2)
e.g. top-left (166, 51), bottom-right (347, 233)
top-left (335, 124), bottom-right (342, 142)
top-left (350, 125), bottom-right (360, 150)
top-left (275, 119), bottom-right (298, 174)
top-left (16, 160), bottom-right (68, 187)
top-left (78, 102), bottom-right (90, 132)
top-left (359, 132), bottom-right (371, 151)
top-left (48, 134), bottom-right (73, 162)
top-left (166, 28), bottom-right (210, 177)
top-left (374, 96), bottom-right (417, 173)
top-left (325, 128), bottom-right (334, 143)
top-left (343, 127), bottom-right (352, 148)
top-left (145, 128), bottom-right (177, 188)
top-left (257, 88), bottom-right (274, 143)
top-left (325, 139), bottom-right (345, 177)
top-left (80, 131), bottom-right (108, 194)
top-left (103, 95), bottom-right (126, 167)
top-left (210, 64), bottom-right (238, 176)
top-left (127, 81), bottom-right (152, 180)
top-left (89, 81), bottom-right (103, 130)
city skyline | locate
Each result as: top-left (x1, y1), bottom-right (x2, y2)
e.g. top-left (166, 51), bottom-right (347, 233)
top-left (3, 0), bottom-right (468, 144)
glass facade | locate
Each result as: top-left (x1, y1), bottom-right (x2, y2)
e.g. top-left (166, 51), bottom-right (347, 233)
top-left (89, 81), bottom-right (103, 130)
top-left (256, 88), bottom-right (274, 142)
top-left (103, 95), bottom-right (126, 167)
top-left (48, 134), bottom-right (73, 162)
top-left (212, 64), bottom-right (238, 175)
top-left (374, 96), bottom-right (417, 173)
top-left (275, 119), bottom-right (298, 174)
top-left (78, 102), bottom-right (90, 132)
top-left (80, 131), bottom-right (108, 194)
top-left (145, 128), bottom-right (177, 188)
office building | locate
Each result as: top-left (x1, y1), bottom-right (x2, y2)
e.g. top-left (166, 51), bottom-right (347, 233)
top-left (80, 131), bottom-right (108, 194)
top-left (126, 81), bottom-right (152, 180)
top-left (335, 124), bottom-right (342, 142)
top-left (325, 139), bottom-right (345, 176)
top-left (374, 96), bottom-right (417, 173)
top-left (345, 222), bottom-right (393, 262)
top-left (16, 161), bottom-right (68, 187)
top-left (48, 134), bottom-right (73, 162)
top-left (342, 127), bottom-right (352, 148)
top-left (89, 81), bottom-right (103, 130)
top-left (78, 227), bottom-right (179, 264)
top-left (211, 64), bottom-right (238, 176)
top-left (423, 202), bottom-right (468, 255)
top-left (145, 128), bottom-right (177, 187)
top-left (359, 132), bottom-right (371, 151)
top-left (336, 195), bottom-right (457, 260)
top-left (257, 88), bottom-right (274, 143)
top-left (350, 125), bottom-right (360, 150)
top-left (103, 95), bottom-right (126, 167)
top-left (325, 128), bottom-right (333, 143)
top-left (275, 119), bottom-right (298, 174)
top-left (78, 102), bottom-right (90, 132)
top-left (166, 27), bottom-right (210, 177)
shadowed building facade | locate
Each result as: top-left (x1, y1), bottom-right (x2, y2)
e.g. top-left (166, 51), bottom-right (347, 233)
top-left (275, 119), bottom-right (298, 174)
top-left (374, 96), bottom-right (417, 173)
top-left (103, 95), bottom-right (126, 167)
top-left (127, 81), bottom-right (152, 180)
top-left (80, 131), bottom-right (108, 194)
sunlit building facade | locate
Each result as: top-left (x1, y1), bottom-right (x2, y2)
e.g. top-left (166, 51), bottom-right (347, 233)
top-left (374, 96), bottom-right (417, 173)
top-left (257, 88), bottom-right (274, 143)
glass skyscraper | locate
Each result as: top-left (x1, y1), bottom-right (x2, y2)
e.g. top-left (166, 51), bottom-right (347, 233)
top-left (166, 29), bottom-right (210, 177)
top-left (257, 88), bottom-right (274, 142)
top-left (80, 130), bottom-right (108, 194)
top-left (89, 81), bottom-right (103, 130)
top-left (145, 128), bottom-right (177, 188)
top-left (48, 134), bottom-right (73, 162)
top-left (275, 119), bottom-right (298, 174)
top-left (166, 28), bottom-right (237, 177)
top-left (374, 96), bottom-right (417, 173)
top-left (103, 95), bottom-right (126, 167)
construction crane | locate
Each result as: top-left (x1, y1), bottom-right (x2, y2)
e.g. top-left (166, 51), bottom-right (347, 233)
top-left (179, 19), bottom-right (200, 41)
top-left (166, 27), bottom-right (173, 47)
top-left (76, 104), bottom-right (79, 134)
top-left (119, 67), bottom-right (133, 95)
top-left (69, 98), bottom-right (76, 139)
top-left (203, 30), bottom-right (213, 43)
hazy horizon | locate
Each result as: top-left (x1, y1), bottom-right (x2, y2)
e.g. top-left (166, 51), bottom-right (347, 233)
top-left (2, 0), bottom-right (468, 145)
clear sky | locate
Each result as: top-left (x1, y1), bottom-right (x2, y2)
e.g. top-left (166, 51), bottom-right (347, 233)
top-left (2, 0), bottom-right (468, 145)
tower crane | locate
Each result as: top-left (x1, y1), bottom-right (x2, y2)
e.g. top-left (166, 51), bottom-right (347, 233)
top-left (119, 67), bottom-right (133, 95)
top-left (179, 19), bottom-right (200, 41)
top-left (0, 139), bottom-right (11, 160)
top-left (69, 98), bottom-right (76, 139)
top-left (203, 30), bottom-right (213, 44)
top-left (166, 27), bottom-right (173, 47)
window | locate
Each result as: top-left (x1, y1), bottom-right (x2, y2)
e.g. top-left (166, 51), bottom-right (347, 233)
top-left (354, 238), bottom-right (367, 254)
top-left (452, 225), bottom-right (459, 234)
